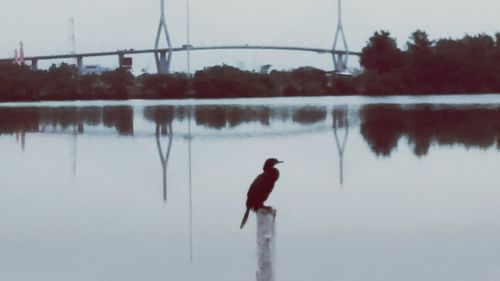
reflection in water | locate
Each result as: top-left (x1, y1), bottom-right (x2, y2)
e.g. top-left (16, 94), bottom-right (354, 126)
top-left (1, 108), bottom-right (38, 151)
top-left (71, 122), bottom-right (84, 176)
top-left (144, 107), bottom-right (175, 202)
top-left (102, 107), bottom-right (134, 136)
top-left (332, 107), bottom-right (349, 186)
top-left (3, 99), bottom-right (500, 281)
top-left (0, 106), bottom-right (134, 139)
top-left (3, 103), bottom-right (500, 161)
top-left (360, 104), bottom-right (500, 156)
top-left (15, 130), bottom-right (26, 150)
top-left (145, 106), bottom-right (194, 262)
top-left (155, 123), bottom-right (173, 202)
top-left (187, 107), bottom-right (194, 263)
top-left (292, 106), bottom-right (327, 125)
top-left (72, 127), bottom-right (78, 175)
top-left (195, 106), bottom-right (272, 129)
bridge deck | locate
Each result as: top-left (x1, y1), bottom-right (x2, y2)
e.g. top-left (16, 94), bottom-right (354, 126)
top-left (0, 45), bottom-right (360, 63)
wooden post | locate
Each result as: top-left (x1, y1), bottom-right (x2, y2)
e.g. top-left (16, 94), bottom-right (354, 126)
top-left (256, 208), bottom-right (276, 281)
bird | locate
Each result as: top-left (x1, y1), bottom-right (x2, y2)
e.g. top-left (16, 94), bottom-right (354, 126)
top-left (240, 158), bottom-right (283, 229)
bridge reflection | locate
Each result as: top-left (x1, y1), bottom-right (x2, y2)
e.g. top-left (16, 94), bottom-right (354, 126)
top-left (3, 104), bottom-right (500, 176)
top-left (332, 106), bottom-right (349, 186)
top-left (144, 107), bottom-right (174, 202)
top-left (3, 102), bottom-right (500, 267)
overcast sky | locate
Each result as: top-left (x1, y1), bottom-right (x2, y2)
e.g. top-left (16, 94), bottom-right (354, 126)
top-left (2, 0), bottom-right (500, 72)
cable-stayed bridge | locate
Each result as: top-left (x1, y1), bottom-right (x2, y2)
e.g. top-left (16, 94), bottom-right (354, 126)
top-left (0, 0), bottom-right (358, 74)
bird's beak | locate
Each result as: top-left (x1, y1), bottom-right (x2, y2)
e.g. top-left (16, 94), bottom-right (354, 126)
top-left (277, 160), bottom-right (284, 164)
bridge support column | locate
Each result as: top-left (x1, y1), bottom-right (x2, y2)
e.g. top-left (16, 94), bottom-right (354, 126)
top-left (332, 0), bottom-right (349, 73)
top-left (31, 59), bottom-right (38, 71)
top-left (156, 50), bottom-right (171, 74)
top-left (332, 52), bottom-right (348, 73)
top-left (118, 53), bottom-right (125, 68)
top-left (76, 56), bottom-right (83, 74)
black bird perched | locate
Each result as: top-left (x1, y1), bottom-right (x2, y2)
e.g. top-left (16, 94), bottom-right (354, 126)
top-left (240, 158), bottom-right (283, 229)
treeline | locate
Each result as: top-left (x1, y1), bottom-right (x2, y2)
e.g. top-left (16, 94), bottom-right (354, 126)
top-left (0, 62), bottom-right (334, 101)
top-left (0, 63), bottom-right (137, 101)
top-left (354, 30), bottom-right (500, 94)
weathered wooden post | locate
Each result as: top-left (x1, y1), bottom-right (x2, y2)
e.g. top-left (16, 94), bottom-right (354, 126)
top-left (256, 207), bottom-right (276, 281)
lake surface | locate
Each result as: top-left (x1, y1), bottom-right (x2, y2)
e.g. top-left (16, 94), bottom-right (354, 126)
top-left (1, 96), bottom-right (500, 281)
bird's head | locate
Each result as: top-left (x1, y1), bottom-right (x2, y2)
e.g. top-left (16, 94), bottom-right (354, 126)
top-left (263, 158), bottom-right (283, 171)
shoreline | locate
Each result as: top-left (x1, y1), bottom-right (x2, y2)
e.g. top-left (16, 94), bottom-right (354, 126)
top-left (2, 93), bottom-right (500, 108)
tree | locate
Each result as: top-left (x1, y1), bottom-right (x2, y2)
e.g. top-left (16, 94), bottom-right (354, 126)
top-left (405, 30), bottom-right (436, 93)
top-left (290, 67), bottom-right (328, 96)
top-left (361, 31), bottom-right (404, 73)
top-left (193, 65), bottom-right (273, 98)
top-left (460, 34), bottom-right (496, 92)
top-left (0, 63), bottom-right (45, 101)
top-left (101, 68), bottom-right (134, 98)
top-left (407, 30), bottom-right (433, 55)
top-left (141, 73), bottom-right (189, 98)
top-left (78, 73), bottom-right (99, 98)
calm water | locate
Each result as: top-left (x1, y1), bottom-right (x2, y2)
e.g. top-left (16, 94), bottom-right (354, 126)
top-left (1, 96), bottom-right (500, 281)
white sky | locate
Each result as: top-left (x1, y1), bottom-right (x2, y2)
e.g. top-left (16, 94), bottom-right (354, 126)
top-left (2, 0), bottom-right (499, 72)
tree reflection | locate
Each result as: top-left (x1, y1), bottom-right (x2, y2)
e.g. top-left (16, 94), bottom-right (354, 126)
top-left (292, 106), bottom-right (327, 125)
top-left (360, 105), bottom-right (405, 156)
top-left (226, 107), bottom-right (271, 127)
top-left (332, 107), bottom-right (349, 186)
top-left (194, 106), bottom-right (271, 129)
top-left (0, 108), bottom-right (39, 135)
top-left (0, 106), bottom-right (134, 137)
top-left (102, 106), bottom-right (134, 136)
top-left (6, 103), bottom-right (500, 162)
top-left (195, 106), bottom-right (226, 129)
top-left (360, 104), bottom-right (500, 156)
top-left (144, 106), bottom-right (175, 202)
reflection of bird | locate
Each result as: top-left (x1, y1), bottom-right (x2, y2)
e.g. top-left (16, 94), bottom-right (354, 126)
top-left (240, 158), bottom-right (283, 229)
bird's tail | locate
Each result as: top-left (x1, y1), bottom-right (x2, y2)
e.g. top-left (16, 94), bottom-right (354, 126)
top-left (240, 208), bottom-right (250, 229)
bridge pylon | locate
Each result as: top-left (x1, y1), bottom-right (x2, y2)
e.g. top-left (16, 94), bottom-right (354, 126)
top-left (332, 106), bottom-right (349, 186)
top-left (332, 0), bottom-right (349, 73)
top-left (155, 0), bottom-right (174, 73)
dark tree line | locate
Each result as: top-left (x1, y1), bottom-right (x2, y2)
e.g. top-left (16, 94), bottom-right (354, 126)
top-left (354, 30), bottom-right (500, 94)
top-left (0, 63), bottom-right (333, 101)
top-left (0, 63), bottom-right (135, 101)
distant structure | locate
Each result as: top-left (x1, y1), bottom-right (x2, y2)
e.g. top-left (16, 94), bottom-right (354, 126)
top-left (80, 64), bottom-right (111, 75)
top-left (186, 0), bottom-right (192, 76)
top-left (260, 64), bottom-right (272, 74)
top-left (13, 41), bottom-right (25, 65)
top-left (154, 0), bottom-right (173, 73)
top-left (68, 18), bottom-right (77, 56)
top-left (332, 0), bottom-right (349, 73)
top-left (68, 17), bottom-right (78, 67)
